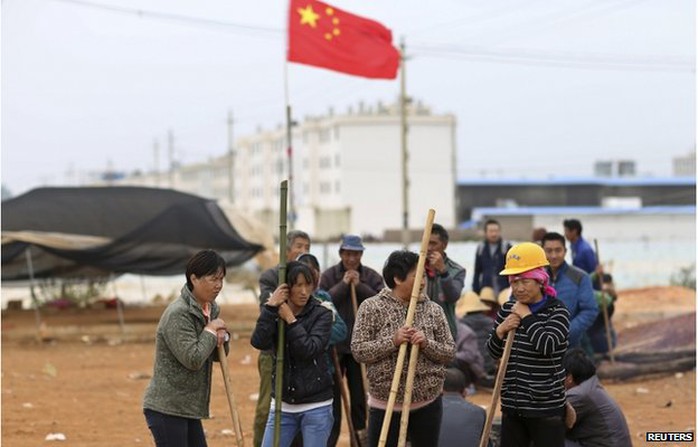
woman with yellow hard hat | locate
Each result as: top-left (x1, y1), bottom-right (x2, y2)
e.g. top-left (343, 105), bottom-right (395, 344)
top-left (486, 242), bottom-right (570, 447)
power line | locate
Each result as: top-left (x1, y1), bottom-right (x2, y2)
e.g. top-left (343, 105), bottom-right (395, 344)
top-left (410, 42), bottom-right (694, 72)
top-left (48, 0), bottom-right (692, 73)
top-left (49, 0), bottom-right (283, 39)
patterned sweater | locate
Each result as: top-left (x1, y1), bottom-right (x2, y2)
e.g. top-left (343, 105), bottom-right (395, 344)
top-left (351, 288), bottom-right (455, 405)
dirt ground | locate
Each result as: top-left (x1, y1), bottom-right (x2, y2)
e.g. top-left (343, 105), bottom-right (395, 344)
top-left (2, 286), bottom-right (695, 446)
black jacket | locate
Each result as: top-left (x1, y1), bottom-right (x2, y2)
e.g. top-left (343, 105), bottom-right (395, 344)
top-left (250, 297), bottom-right (334, 405)
top-left (472, 240), bottom-right (511, 294)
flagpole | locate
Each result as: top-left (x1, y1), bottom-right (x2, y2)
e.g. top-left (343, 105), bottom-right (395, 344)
top-left (284, 45), bottom-right (296, 229)
top-left (399, 37), bottom-right (410, 249)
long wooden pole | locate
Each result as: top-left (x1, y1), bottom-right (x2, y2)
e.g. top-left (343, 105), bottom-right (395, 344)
top-left (24, 248), bottom-right (43, 341)
top-left (350, 283), bottom-right (370, 427)
top-left (274, 180), bottom-right (288, 447)
top-left (479, 329), bottom-right (516, 447)
top-left (331, 348), bottom-right (360, 447)
top-left (593, 239), bottom-right (615, 364)
top-left (378, 209), bottom-right (435, 447)
top-left (218, 345), bottom-right (244, 447)
top-left (397, 342), bottom-right (419, 446)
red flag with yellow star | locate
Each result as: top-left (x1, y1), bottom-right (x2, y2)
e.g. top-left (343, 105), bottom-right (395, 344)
top-left (287, 0), bottom-right (399, 79)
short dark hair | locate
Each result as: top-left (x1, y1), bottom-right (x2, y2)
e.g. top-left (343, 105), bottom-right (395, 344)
top-left (563, 219), bottom-right (583, 235)
top-left (186, 249), bottom-right (226, 289)
top-left (431, 223), bottom-right (449, 243)
top-left (383, 250), bottom-right (419, 288)
top-left (562, 348), bottom-right (597, 385)
top-left (484, 219), bottom-right (500, 230)
top-left (443, 367), bottom-right (467, 393)
top-left (541, 232), bottom-right (566, 247)
top-left (286, 230), bottom-right (311, 252)
top-left (285, 261), bottom-right (314, 287)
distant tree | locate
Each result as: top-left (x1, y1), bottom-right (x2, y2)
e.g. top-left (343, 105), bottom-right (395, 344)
top-left (670, 263), bottom-right (696, 290)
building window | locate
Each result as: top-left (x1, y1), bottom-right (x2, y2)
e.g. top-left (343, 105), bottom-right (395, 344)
top-left (335, 180), bottom-right (340, 193)
top-left (320, 182), bottom-right (330, 194)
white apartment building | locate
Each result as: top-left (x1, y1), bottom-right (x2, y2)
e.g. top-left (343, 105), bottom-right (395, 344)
top-left (108, 101), bottom-right (457, 240)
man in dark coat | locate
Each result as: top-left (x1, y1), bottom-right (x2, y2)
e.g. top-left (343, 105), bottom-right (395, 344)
top-left (320, 234), bottom-right (384, 445)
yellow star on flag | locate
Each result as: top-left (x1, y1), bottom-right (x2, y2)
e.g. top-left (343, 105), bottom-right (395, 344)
top-left (297, 5), bottom-right (320, 28)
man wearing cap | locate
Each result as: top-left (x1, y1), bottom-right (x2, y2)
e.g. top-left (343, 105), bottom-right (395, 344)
top-left (320, 234), bottom-right (384, 445)
top-left (253, 230), bottom-right (311, 447)
top-left (541, 232), bottom-right (598, 348)
top-left (425, 223), bottom-right (466, 341)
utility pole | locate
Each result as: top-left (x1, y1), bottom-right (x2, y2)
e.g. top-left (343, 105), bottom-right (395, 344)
top-left (153, 138), bottom-right (160, 187)
top-left (400, 38), bottom-right (410, 249)
top-left (227, 110), bottom-right (235, 204)
top-left (168, 129), bottom-right (175, 189)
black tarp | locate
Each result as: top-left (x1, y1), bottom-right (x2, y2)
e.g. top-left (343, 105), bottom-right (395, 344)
top-left (1, 186), bottom-right (264, 280)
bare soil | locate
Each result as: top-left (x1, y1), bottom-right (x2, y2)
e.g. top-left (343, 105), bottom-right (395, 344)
top-left (2, 286), bottom-right (695, 446)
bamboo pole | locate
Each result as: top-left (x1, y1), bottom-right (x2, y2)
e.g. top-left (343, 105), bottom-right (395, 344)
top-left (218, 344), bottom-right (244, 447)
top-left (397, 342), bottom-right (419, 446)
top-left (331, 348), bottom-right (360, 447)
top-left (274, 180), bottom-right (288, 447)
top-left (350, 283), bottom-right (370, 427)
top-left (479, 329), bottom-right (516, 447)
top-left (593, 239), bottom-right (615, 364)
top-left (378, 209), bottom-right (435, 447)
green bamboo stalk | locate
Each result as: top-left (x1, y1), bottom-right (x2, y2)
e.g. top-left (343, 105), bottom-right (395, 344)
top-left (274, 180), bottom-right (288, 447)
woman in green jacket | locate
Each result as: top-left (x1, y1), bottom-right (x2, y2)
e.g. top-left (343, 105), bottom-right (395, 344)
top-left (143, 249), bottom-right (230, 447)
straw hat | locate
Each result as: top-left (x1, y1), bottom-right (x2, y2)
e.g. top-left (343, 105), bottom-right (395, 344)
top-left (498, 287), bottom-right (512, 305)
top-left (456, 291), bottom-right (491, 318)
top-left (479, 287), bottom-right (497, 304)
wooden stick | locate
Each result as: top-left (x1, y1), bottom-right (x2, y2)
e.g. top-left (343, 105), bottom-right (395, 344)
top-left (331, 348), bottom-right (361, 447)
top-left (274, 180), bottom-right (288, 447)
top-left (479, 329), bottom-right (516, 447)
top-left (378, 209), bottom-right (435, 447)
top-left (397, 343), bottom-right (420, 446)
top-left (351, 283), bottom-right (370, 428)
top-left (218, 344), bottom-right (245, 447)
top-left (594, 239), bottom-right (615, 364)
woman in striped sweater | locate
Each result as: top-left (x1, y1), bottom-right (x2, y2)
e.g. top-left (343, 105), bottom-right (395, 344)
top-left (486, 242), bottom-right (570, 447)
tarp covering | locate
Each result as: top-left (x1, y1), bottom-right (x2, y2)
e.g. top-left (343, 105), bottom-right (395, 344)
top-left (1, 186), bottom-right (265, 280)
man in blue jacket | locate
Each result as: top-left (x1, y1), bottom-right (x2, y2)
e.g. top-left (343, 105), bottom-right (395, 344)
top-left (563, 219), bottom-right (597, 274)
top-left (542, 232), bottom-right (598, 348)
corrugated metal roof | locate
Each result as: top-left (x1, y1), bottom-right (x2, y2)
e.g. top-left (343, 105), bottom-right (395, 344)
top-left (457, 176), bottom-right (696, 187)
top-left (469, 205), bottom-right (696, 218)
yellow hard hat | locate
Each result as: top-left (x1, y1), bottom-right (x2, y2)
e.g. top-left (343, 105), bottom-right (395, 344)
top-left (499, 242), bottom-right (550, 275)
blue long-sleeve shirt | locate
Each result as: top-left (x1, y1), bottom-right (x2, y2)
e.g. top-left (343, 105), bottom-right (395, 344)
top-left (547, 262), bottom-right (598, 347)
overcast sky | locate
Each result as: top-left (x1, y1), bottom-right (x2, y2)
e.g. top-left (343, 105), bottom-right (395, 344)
top-left (2, 0), bottom-right (695, 197)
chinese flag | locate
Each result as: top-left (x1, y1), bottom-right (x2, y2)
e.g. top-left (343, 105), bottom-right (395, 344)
top-left (287, 0), bottom-right (400, 79)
